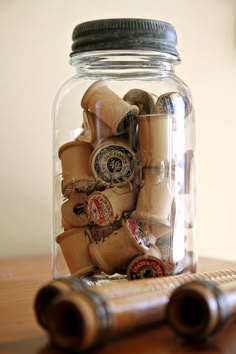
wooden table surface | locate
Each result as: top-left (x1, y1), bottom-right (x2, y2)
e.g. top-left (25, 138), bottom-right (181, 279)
top-left (0, 255), bottom-right (236, 354)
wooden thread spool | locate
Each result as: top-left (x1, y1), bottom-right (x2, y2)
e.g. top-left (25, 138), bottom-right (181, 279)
top-left (88, 219), bottom-right (149, 275)
top-left (156, 233), bottom-right (173, 261)
top-left (127, 244), bottom-right (165, 280)
top-left (56, 228), bottom-right (97, 277)
top-left (46, 285), bottom-right (171, 351)
top-left (123, 88), bottom-right (156, 115)
top-left (88, 184), bottom-right (137, 226)
top-left (136, 222), bottom-right (170, 244)
top-left (45, 270), bottom-right (236, 352)
top-left (137, 114), bottom-right (174, 167)
top-left (156, 92), bottom-right (192, 122)
top-left (167, 279), bottom-right (236, 341)
top-left (90, 222), bottom-right (122, 243)
top-left (132, 177), bottom-right (174, 227)
top-left (34, 277), bottom-right (89, 329)
top-left (90, 137), bottom-right (136, 186)
top-left (77, 110), bottom-right (112, 144)
top-left (34, 269), bottom-right (236, 331)
top-left (58, 140), bottom-right (95, 196)
top-left (61, 192), bottom-right (88, 228)
top-left (81, 80), bottom-right (139, 135)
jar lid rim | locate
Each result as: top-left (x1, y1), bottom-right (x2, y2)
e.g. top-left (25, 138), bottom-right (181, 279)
top-left (70, 18), bottom-right (179, 59)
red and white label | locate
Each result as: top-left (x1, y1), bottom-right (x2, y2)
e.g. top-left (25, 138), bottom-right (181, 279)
top-left (88, 194), bottom-right (113, 226)
top-left (131, 259), bottom-right (164, 276)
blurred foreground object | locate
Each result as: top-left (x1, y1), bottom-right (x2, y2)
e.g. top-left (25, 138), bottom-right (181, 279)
top-left (34, 270), bottom-right (236, 351)
top-left (167, 279), bottom-right (236, 341)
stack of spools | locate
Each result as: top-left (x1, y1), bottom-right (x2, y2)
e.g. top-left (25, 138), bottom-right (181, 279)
top-left (56, 79), bottom-right (193, 280)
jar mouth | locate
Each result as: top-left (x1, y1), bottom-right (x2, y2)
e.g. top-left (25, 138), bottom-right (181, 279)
top-left (70, 50), bottom-right (180, 67)
top-left (69, 50), bottom-right (180, 81)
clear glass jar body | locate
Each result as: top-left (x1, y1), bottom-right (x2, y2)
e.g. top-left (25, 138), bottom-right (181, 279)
top-left (52, 50), bottom-right (197, 282)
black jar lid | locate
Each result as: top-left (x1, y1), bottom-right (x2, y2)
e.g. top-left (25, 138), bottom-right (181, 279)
top-left (70, 18), bottom-right (179, 58)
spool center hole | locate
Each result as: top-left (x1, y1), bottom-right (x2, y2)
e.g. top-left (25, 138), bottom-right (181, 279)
top-left (179, 296), bottom-right (205, 327)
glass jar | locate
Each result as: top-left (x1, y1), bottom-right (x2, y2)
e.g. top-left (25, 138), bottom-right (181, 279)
top-left (52, 18), bottom-right (197, 283)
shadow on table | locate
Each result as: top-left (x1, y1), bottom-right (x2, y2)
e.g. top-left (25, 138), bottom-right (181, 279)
top-left (0, 320), bottom-right (236, 354)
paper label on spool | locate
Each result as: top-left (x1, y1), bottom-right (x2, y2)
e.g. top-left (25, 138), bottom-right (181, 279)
top-left (63, 180), bottom-right (95, 197)
top-left (156, 92), bottom-right (191, 130)
top-left (127, 219), bottom-right (149, 248)
top-left (129, 257), bottom-right (165, 280)
top-left (88, 194), bottom-right (113, 226)
top-left (93, 145), bottom-right (135, 184)
top-left (156, 92), bottom-right (185, 115)
top-left (63, 183), bottom-right (75, 198)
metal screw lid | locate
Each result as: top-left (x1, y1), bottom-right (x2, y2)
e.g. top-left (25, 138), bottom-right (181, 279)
top-left (70, 18), bottom-right (179, 58)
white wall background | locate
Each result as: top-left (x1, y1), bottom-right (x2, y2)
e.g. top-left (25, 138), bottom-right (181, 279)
top-left (0, 0), bottom-right (236, 260)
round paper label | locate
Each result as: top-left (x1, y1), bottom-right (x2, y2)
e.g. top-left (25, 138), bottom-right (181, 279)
top-left (92, 145), bottom-right (135, 184)
top-left (129, 257), bottom-right (165, 280)
top-left (88, 194), bottom-right (113, 226)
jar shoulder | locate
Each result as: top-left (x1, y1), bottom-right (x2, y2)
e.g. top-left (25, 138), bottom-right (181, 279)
top-left (54, 73), bottom-right (192, 107)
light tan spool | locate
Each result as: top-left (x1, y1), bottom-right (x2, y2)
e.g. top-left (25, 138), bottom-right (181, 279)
top-left (58, 140), bottom-right (95, 196)
top-left (61, 192), bottom-right (88, 228)
top-left (61, 217), bottom-right (73, 231)
top-left (139, 222), bottom-right (170, 245)
top-left (137, 114), bottom-right (174, 167)
top-left (56, 228), bottom-right (97, 276)
top-left (156, 233), bottom-right (173, 262)
top-left (132, 177), bottom-right (175, 227)
top-left (88, 219), bottom-right (150, 275)
top-left (88, 184), bottom-right (137, 226)
top-left (123, 88), bottom-right (156, 115)
top-left (81, 80), bottom-right (139, 135)
top-left (127, 244), bottom-right (165, 280)
top-left (134, 169), bottom-right (174, 243)
top-left (77, 110), bottom-right (112, 144)
top-left (156, 91), bottom-right (192, 118)
top-left (143, 164), bottom-right (175, 183)
top-left (90, 223), bottom-right (122, 243)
